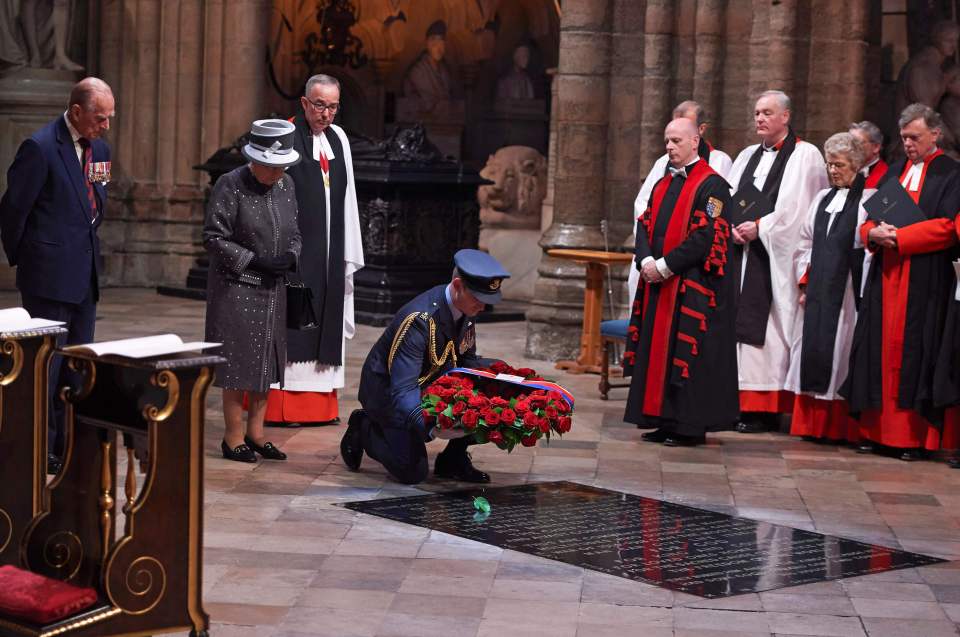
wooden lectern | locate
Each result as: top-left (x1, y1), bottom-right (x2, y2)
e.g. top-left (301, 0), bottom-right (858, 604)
top-left (0, 324), bottom-right (65, 567)
top-left (0, 349), bottom-right (224, 637)
top-left (547, 249), bottom-right (633, 374)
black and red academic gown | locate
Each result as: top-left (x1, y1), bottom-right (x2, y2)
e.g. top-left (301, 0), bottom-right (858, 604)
top-left (934, 215), bottom-right (960, 448)
top-left (842, 150), bottom-right (960, 450)
top-left (864, 158), bottom-right (889, 190)
top-left (623, 160), bottom-right (739, 436)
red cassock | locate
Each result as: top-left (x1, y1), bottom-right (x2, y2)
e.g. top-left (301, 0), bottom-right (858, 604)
top-left (843, 151), bottom-right (960, 449)
top-left (864, 158), bottom-right (889, 190)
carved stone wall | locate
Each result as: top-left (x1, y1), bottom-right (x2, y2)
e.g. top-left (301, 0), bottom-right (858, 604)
top-left (97, 0), bottom-right (272, 288)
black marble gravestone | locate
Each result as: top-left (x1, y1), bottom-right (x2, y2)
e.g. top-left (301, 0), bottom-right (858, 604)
top-left (343, 481), bottom-right (947, 598)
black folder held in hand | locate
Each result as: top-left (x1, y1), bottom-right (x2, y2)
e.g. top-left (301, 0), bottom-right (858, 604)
top-left (863, 179), bottom-right (928, 228)
top-left (731, 183), bottom-right (774, 226)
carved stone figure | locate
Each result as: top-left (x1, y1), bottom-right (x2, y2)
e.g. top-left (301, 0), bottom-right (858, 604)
top-left (402, 20), bottom-right (455, 113)
top-left (0, 0), bottom-right (84, 77)
top-left (495, 44), bottom-right (536, 100)
top-left (892, 20), bottom-right (960, 157)
top-left (478, 145), bottom-right (547, 230)
top-left (896, 21), bottom-right (959, 114)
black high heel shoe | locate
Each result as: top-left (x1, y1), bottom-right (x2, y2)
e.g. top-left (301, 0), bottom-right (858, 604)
top-left (221, 440), bottom-right (257, 463)
top-left (244, 436), bottom-right (287, 460)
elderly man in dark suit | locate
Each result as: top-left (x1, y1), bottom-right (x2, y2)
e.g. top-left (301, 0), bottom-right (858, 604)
top-left (340, 249), bottom-right (510, 485)
top-left (0, 76), bottom-right (115, 473)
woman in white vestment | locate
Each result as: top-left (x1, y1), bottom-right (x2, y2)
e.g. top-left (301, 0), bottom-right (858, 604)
top-left (785, 132), bottom-right (872, 443)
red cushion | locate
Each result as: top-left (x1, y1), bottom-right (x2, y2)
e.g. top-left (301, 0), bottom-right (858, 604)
top-left (0, 565), bottom-right (98, 624)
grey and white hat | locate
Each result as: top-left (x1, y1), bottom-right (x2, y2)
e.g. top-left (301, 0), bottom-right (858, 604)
top-left (242, 119), bottom-right (301, 168)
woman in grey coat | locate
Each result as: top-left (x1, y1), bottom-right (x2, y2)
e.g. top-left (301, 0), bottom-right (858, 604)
top-left (204, 119), bottom-right (302, 463)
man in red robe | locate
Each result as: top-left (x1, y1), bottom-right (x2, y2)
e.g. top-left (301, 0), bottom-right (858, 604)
top-left (623, 118), bottom-right (739, 447)
top-left (843, 104), bottom-right (960, 461)
top-left (849, 121), bottom-right (888, 188)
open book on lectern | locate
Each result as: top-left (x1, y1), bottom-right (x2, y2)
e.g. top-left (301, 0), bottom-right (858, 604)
top-left (0, 307), bottom-right (65, 332)
top-left (64, 334), bottom-right (221, 359)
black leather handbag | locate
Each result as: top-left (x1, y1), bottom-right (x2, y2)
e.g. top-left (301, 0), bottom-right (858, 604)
top-left (286, 280), bottom-right (319, 330)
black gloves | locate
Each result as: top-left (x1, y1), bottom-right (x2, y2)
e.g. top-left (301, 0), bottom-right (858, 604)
top-left (251, 251), bottom-right (296, 274)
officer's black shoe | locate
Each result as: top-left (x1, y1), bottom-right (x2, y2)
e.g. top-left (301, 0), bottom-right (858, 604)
top-left (663, 433), bottom-right (706, 447)
top-left (340, 410), bottom-right (365, 471)
top-left (47, 453), bottom-right (62, 475)
top-left (434, 451), bottom-right (490, 483)
top-left (641, 429), bottom-right (669, 443)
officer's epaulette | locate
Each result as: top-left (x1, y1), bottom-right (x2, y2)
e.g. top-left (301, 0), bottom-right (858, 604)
top-left (387, 310), bottom-right (458, 384)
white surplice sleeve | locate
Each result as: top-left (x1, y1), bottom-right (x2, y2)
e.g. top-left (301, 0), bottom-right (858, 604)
top-left (795, 189), bottom-right (829, 284)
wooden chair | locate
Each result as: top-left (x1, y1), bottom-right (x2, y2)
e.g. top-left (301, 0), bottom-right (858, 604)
top-left (599, 319), bottom-right (631, 400)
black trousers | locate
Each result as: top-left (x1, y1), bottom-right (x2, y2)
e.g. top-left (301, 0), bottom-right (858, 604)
top-left (357, 410), bottom-right (471, 485)
top-left (21, 288), bottom-right (97, 456)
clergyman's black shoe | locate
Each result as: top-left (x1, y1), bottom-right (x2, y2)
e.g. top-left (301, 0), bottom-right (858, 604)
top-left (244, 436), bottom-right (287, 461)
top-left (736, 421), bottom-right (767, 434)
top-left (47, 453), bottom-right (62, 475)
top-left (663, 433), bottom-right (706, 447)
top-left (340, 410), bottom-right (365, 471)
top-left (434, 451), bottom-right (490, 483)
top-left (899, 449), bottom-right (922, 462)
top-left (641, 429), bottom-right (669, 443)
top-left (855, 441), bottom-right (875, 454)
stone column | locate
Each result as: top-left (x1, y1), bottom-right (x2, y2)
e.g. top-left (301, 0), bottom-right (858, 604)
top-left (804, 0), bottom-right (871, 145)
top-left (525, 0), bottom-right (613, 360)
top-left (98, 0), bottom-right (271, 287)
top-left (603, 0), bottom-right (648, 315)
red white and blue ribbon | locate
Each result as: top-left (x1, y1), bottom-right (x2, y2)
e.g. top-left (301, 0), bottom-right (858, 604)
top-left (446, 367), bottom-right (575, 409)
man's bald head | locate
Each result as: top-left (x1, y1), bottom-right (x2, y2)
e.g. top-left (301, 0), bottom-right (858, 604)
top-left (67, 77), bottom-right (115, 140)
top-left (664, 118), bottom-right (701, 168)
top-left (69, 77), bottom-right (113, 111)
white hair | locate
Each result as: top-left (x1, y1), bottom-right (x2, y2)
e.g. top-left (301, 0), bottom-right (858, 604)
top-left (304, 74), bottom-right (341, 96)
top-left (757, 90), bottom-right (791, 112)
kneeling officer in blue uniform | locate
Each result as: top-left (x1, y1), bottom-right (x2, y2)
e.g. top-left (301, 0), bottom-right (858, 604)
top-left (341, 249), bottom-right (510, 484)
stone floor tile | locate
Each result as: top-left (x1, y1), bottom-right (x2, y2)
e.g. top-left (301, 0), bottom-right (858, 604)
top-left (764, 612), bottom-right (867, 636)
top-left (375, 612), bottom-right (481, 637)
top-left (673, 607), bottom-right (771, 633)
top-left (849, 598), bottom-right (947, 620)
top-left (759, 592), bottom-right (857, 616)
top-left (860, 617), bottom-right (960, 637)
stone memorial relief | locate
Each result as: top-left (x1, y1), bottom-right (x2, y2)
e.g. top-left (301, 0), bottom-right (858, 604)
top-left (0, 0), bottom-right (84, 76)
top-left (496, 44), bottom-right (536, 101)
top-left (344, 481), bottom-right (945, 598)
top-left (396, 19), bottom-right (465, 158)
top-left (478, 145), bottom-right (547, 302)
top-left (893, 20), bottom-right (960, 157)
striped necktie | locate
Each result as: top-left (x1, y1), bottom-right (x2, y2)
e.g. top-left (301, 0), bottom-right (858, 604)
top-left (79, 137), bottom-right (97, 219)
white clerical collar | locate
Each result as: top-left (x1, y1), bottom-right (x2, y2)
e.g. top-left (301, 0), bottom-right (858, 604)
top-left (311, 128), bottom-right (337, 160)
top-left (761, 133), bottom-right (788, 152)
top-left (860, 157), bottom-right (879, 176)
top-left (825, 188), bottom-right (848, 213)
top-left (901, 162), bottom-right (923, 192)
top-left (62, 111), bottom-right (81, 143)
top-left (444, 284), bottom-right (463, 323)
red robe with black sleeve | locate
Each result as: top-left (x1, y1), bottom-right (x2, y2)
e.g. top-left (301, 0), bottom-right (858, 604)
top-left (842, 151), bottom-right (960, 449)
